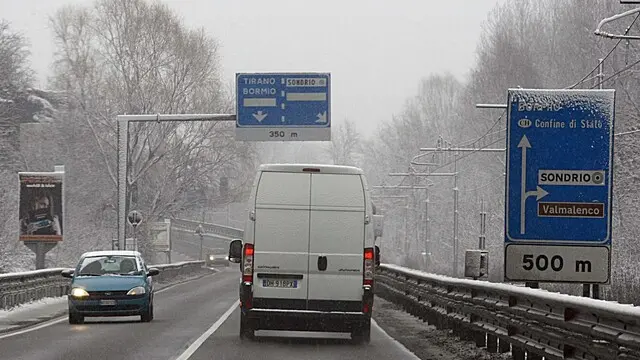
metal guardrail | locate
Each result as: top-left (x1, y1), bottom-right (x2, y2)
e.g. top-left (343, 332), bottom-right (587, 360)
top-left (377, 263), bottom-right (640, 360)
top-left (0, 261), bottom-right (206, 310)
top-left (170, 218), bottom-right (244, 240)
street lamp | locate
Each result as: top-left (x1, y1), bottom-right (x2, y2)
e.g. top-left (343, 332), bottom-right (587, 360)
top-left (195, 224), bottom-right (204, 260)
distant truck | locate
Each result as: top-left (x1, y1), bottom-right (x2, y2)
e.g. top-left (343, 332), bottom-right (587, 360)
top-left (228, 164), bottom-right (382, 343)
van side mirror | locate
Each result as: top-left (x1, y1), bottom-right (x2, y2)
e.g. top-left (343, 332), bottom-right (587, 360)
top-left (147, 268), bottom-right (160, 277)
top-left (373, 215), bottom-right (384, 238)
top-left (229, 239), bottom-right (243, 263)
top-left (61, 269), bottom-right (74, 278)
top-left (374, 245), bottom-right (381, 267)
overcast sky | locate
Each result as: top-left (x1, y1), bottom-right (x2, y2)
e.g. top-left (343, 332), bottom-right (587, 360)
top-left (1, 0), bottom-right (502, 137)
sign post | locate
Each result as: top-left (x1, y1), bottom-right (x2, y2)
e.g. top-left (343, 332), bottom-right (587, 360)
top-left (127, 210), bottom-right (143, 251)
top-left (18, 165), bottom-right (65, 269)
top-left (504, 89), bottom-right (615, 285)
top-left (195, 224), bottom-right (204, 261)
top-left (235, 72), bottom-right (331, 141)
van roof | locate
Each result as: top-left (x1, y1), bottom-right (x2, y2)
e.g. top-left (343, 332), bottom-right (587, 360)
top-left (81, 250), bottom-right (141, 258)
top-left (259, 163), bottom-right (363, 175)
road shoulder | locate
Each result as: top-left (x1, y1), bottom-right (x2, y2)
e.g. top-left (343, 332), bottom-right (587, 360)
top-left (372, 296), bottom-right (512, 360)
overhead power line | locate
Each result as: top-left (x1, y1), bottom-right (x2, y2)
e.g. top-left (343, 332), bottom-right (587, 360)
top-left (569, 12), bottom-right (640, 89)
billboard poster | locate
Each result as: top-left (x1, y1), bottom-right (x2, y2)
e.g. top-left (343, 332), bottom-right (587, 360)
top-left (149, 220), bottom-right (170, 252)
top-left (19, 172), bottom-right (64, 241)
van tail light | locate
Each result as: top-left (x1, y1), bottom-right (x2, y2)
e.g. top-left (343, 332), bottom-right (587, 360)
top-left (363, 247), bottom-right (374, 287)
top-left (243, 243), bottom-right (254, 283)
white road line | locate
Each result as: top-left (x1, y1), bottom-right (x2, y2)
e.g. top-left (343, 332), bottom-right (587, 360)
top-left (372, 319), bottom-right (421, 360)
top-left (0, 316), bottom-right (67, 340)
top-left (0, 272), bottom-right (220, 339)
top-left (175, 300), bottom-right (239, 360)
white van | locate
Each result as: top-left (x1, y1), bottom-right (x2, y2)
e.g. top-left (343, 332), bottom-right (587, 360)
top-left (228, 164), bottom-right (381, 343)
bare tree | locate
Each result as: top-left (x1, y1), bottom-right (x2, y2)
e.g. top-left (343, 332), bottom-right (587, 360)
top-left (0, 22), bottom-right (35, 271)
top-left (0, 20), bottom-right (35, 170)
top-left (358, 73), bottom-right (462, 270)
top-left (326, 119), bottom-right (361, 166)
top-left (45, 0), bottom-right (255, 257)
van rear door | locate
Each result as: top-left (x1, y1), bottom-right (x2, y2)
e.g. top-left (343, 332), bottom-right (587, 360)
top-left (251, 171), bottom-right (310, 309)
top-left (307, 173), bottom-right (365, 311)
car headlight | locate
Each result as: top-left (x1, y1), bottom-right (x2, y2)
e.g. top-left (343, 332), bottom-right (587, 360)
top-left (127, 286), bottom-right (146, 295)
top-left (209, 255), bottom-right (215, 261)
top-left (70, 288), bottom-right (89, 298)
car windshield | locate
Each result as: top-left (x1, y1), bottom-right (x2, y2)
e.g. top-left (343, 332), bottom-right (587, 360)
top-left (77, 255), bottom-right (142, 276)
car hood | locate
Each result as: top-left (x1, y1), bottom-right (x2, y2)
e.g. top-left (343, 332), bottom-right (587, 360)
top-left (72, 275), bottom-right (146, 291)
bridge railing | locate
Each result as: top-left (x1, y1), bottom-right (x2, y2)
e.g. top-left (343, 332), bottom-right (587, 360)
top-left (377, 263), bottom-right (640, 360)
top-left (0, 261), bottom-right (205, 310)
top-left (169, 218), bottom-right (244, 240)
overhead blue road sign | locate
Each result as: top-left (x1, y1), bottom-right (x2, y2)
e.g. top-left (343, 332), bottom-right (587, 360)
top-left (235, 72), bottom-right (331, 141)
top-left (504, 89), bottom-right (615, 283)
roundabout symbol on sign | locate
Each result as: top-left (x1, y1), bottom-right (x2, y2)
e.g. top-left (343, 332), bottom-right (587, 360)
top-left (592, 171), bottom-right (604, 185)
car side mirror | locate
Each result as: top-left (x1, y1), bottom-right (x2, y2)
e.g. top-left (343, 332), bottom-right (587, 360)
top-left (147, 268), bottom-right (160, 277)
top-left (374, 245), bottom-right (381, 267)
top-left (229, 239), bottom-right (243, 263)
top-left (61, 269), bottom-right (74, 278)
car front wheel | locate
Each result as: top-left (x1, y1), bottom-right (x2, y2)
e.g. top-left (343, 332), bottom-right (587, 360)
top-left (69, 312), bottom-right (84, 324)
top-left (141, 301), bottom-right (154, 322)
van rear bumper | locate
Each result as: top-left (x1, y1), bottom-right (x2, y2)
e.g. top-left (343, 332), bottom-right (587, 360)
top-left (245, 308), bottom-right (371, 332)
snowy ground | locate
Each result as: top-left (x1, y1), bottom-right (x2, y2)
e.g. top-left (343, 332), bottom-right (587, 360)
top-left (372, 296), bottom-right (512, 360)
top-left (0, 297), bottom-right (67, 320)
top-left (0, 297), bottom-right (68, 333)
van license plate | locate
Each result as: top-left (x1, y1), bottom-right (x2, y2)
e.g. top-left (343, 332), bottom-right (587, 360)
top-left (262, 279), bottom-right (297, 288)
top-left (99, 300), bottom-right (117, 306)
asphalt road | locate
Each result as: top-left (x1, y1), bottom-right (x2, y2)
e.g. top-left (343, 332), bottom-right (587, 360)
top-left (187, 309), bottom-right (420, 360)
top-left (0, 268), bottom-right (420, 360)
top-left (0, 269), bottom-right (239, 360)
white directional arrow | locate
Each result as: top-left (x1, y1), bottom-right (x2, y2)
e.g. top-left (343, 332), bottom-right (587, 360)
top-left (525, 186), bottom-right (549, 201)
top-left (518, 135), bottom-right (549, 234)
top-left (518, 135), bottom-right (531, 234)
top-left (252, 111), bottom-right (267, 122)
top-left (315, 111), bottom-right (327, 123)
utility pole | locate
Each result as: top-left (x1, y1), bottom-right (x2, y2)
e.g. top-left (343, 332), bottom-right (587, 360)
top-left (479, 198), bottom-right (487, 250)
top-left (417, 146), bottom-right (504, 277)
top-left (387, 171), bottom-right (455, 275)
top-left (424, 191), bottom-right (430, 269)
top-left (452, 152), bottom-right (459, 277)
top-left (583, 58), bottom-right (605, 300)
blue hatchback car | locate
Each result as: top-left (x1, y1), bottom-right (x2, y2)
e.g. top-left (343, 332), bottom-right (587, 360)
top-left (61, 250), bottom-right (160, 324)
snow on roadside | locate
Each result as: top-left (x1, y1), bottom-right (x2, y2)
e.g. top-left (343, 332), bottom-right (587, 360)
top-left (0, 297), bottom-right (67, 319)
top-left (372, 296), bottom-right (512, 360)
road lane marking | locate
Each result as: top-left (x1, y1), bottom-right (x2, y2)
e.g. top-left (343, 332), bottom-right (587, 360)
top-left (372, 319), bottom-right (421, 359)
top-left (175, 300), bottom-right (239, 360)
top-left (0, 316), bottom-right (67, 340)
